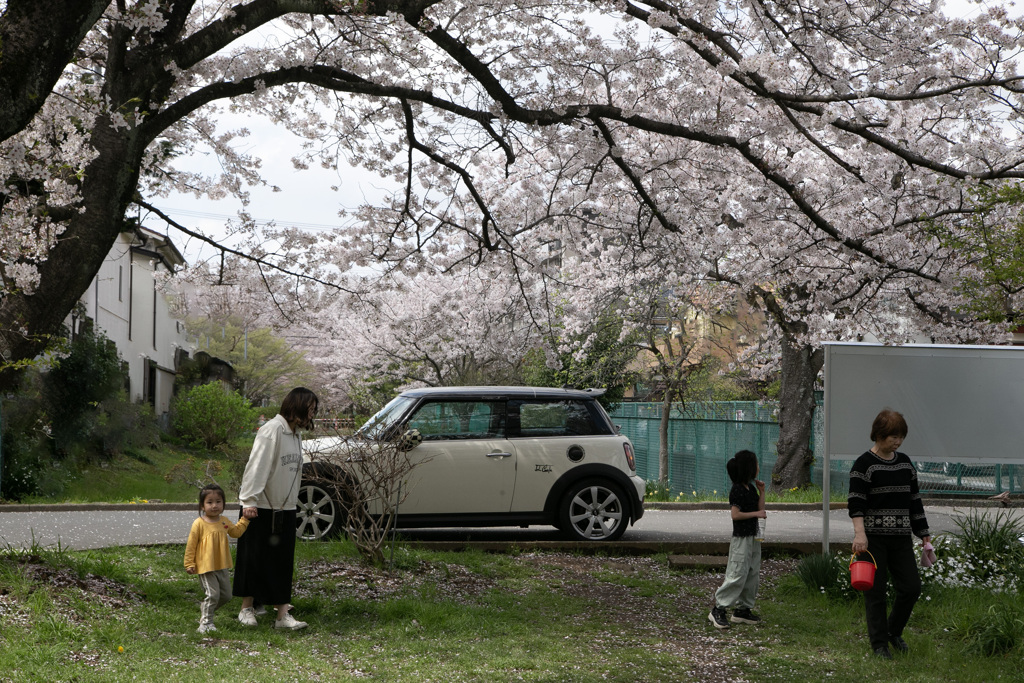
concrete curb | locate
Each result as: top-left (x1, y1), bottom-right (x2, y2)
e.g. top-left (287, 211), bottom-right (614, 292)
top-left (0, 502), bottom-right (200, 512)
top-left (390, 539), bottom-right (849, 557)
top-left (646, 498), bottom-right (1021, 510)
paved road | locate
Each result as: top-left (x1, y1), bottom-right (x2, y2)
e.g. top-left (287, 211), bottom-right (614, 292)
top-left (0, 503), bottom-right (1011, 552)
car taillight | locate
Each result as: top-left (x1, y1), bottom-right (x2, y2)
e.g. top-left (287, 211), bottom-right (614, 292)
top-left (623, 442), bottom-right (636, 471)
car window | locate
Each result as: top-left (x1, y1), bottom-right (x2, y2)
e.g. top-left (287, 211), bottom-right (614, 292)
top-left (356, 395), bottom-right (417, 440)
top-left (511, 400), bottom-right (611, 437)
top-left (406, 400), bottom-right (506, 440)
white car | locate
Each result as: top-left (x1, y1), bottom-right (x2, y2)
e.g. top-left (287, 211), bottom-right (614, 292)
top-left (296, 386), bottom-right (645, 542)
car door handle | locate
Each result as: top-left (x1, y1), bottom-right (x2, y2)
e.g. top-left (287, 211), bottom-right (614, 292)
top-left (486, 451), bottom-right (512, 458)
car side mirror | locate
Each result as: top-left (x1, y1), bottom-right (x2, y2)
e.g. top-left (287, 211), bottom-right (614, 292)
top-left (397, 428), bottom-right (423, 452)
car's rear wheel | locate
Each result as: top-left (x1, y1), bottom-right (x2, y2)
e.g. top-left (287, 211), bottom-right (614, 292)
top-left (295, 464), bottom-right (346, 541)
top-left (559, 478), bottom-right (628, 541)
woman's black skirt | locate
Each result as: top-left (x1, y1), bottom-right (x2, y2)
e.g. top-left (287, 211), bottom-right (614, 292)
top-left (233, 508), bottom-right (297, 606)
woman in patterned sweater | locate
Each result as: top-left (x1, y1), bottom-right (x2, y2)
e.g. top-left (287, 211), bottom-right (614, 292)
top-left (849, 408), bottom-right (931, 660)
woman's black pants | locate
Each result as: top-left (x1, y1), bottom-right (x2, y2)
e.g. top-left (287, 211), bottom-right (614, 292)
top-left (863, 533), bottom-right (922, 651)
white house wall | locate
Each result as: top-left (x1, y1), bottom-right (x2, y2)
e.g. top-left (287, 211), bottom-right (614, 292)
top-left (80, 231), bottom-right (193, 419)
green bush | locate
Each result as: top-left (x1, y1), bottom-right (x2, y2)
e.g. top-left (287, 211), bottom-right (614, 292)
top-left (42, 327), bottom-right (125, 456)
top-left (921, 509), bottom-right (1024, 592)
top-left (172, 382), bottom-right (258, 450)
top-left (95, 392), bottom-right (160, 456)
top-left (795, 552), bottom-right (860, 601)
top-left (0, 425), bottom-right (46, 500)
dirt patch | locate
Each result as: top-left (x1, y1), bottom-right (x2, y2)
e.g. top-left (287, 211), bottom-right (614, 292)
top-left (301, 557), bottom-right (499, 604)
top-left (20, 561), bottom-right (144, 607)
top-left (0, 554), bottom-right (144, 629)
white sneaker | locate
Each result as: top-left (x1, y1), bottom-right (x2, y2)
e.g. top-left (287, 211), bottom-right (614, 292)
top-left (198, 622), bottom-right (217, 634)
top-left (273, 613), bottom-right (307, 630)
top-left (238, 607), bottom-right (258, 626)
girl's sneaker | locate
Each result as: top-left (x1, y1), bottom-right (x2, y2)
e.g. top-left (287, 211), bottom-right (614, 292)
top-left (708, 606), bottom-right (731, 629)
top-left (273, 613), bottom-right (307, 630)
top-left (197, 622), bottom-right (217, 634)
top-left (731, 608), bottom-right (761, 624)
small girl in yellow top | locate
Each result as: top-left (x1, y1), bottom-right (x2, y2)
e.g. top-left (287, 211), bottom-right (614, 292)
top-left (184, 484), bottom-right (249, 633)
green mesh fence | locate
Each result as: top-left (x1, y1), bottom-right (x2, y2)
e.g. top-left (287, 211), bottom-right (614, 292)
top-left (610, 402), bottom-right (789, 497)
top-left (610, 401), bottom-right (1022, 497)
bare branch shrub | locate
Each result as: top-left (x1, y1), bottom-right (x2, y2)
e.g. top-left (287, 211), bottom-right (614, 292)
top-left (303, 432), bottom-right (428, 566)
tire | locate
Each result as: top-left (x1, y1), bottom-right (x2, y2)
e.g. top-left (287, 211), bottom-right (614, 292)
top-left (559, 478), bottom-right (629, 542)
top-left (295, 464), bottom-right (346, 541)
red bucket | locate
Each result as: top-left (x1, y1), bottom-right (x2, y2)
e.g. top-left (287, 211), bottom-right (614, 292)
top-left (850, 551), bottom-right (877, 591)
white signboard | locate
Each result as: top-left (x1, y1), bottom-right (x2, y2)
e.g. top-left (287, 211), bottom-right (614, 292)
top-left (824, 342), bottom-right (1024, 463)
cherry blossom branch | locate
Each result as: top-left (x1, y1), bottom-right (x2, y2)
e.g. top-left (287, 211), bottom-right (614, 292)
top-left (617, 0), bottom-right (1024, 181)
top-left (135, 199), bottom-right (354, 293)
top-left (399, 99), bottom-right (503, 252)
top-left (592, 118), bottom-right (681, 236)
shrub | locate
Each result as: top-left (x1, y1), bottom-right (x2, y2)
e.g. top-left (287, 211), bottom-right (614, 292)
top-left (0, 373), bottom-right (51, 500)
top-left (95, 392), bottom-right (160, 456)
top-left (0, 425), bottom-right (46, 500)
top-left (42, 327), bottom-right (125, 456)
top-left (171, 382), bottom-right (258, 450)
top-left (920, 509), bottom-right (1024, 592)
top-left (795, 552), bottom-right (860, 601)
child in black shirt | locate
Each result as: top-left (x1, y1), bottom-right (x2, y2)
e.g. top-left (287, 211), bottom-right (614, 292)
top-left (708, 450), bottom-right (766, 629)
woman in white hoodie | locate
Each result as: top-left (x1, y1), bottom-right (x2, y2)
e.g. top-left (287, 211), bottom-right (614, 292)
top-left (233, 387), bottom-right (319, 630)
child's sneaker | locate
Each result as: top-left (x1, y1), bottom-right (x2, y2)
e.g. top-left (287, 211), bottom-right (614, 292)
top-left (708, 606), bottom-right (731, 630)
top-left (731, 608), bottom-right (761, 624)
top-left (273, 613), bottom-right (307, 630)
top-left (238, 607), bottom-right (258, 626)
top-left (197, 622), bottom-right (217, 634)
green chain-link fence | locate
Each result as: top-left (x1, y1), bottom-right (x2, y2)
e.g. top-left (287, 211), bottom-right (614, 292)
top-left (610, 401), bottom-right (1020, 497)
top-left (610, 401), bottom-right (796, 497)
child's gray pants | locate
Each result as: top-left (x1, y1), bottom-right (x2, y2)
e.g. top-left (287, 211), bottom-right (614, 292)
top-left (714, 535), bottom-right (761, 610)
top-left (199, 568), bottom-right (232, 624)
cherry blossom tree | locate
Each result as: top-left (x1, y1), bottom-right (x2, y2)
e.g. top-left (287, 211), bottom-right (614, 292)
top-left (311, 266), bottom-right (540, 399)
top-left (4, 0), bottom-right (1024, 490)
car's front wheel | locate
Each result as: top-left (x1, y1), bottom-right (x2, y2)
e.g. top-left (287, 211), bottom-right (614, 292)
top-left (559, 478), bottom-right (629, 542)
top-left (295, 464), bottom-right (346, 541)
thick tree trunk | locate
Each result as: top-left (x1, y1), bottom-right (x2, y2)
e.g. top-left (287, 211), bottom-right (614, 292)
top-left (771, 337), bottom-right (824, 491)
top-left (0, 1), bottom-right (108, 142)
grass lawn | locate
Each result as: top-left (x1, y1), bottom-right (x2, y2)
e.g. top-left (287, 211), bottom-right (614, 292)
top-left (1, 539), bottom-right (1021, 682)
top-left (18, 438), bottom-right (255, 505)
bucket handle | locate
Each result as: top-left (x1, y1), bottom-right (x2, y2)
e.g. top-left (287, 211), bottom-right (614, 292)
top-left (850, 550), bottom-right (877, 569)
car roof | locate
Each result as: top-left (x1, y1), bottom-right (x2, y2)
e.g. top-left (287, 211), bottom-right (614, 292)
top-left (398, 386), bottom-right (606, 400)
